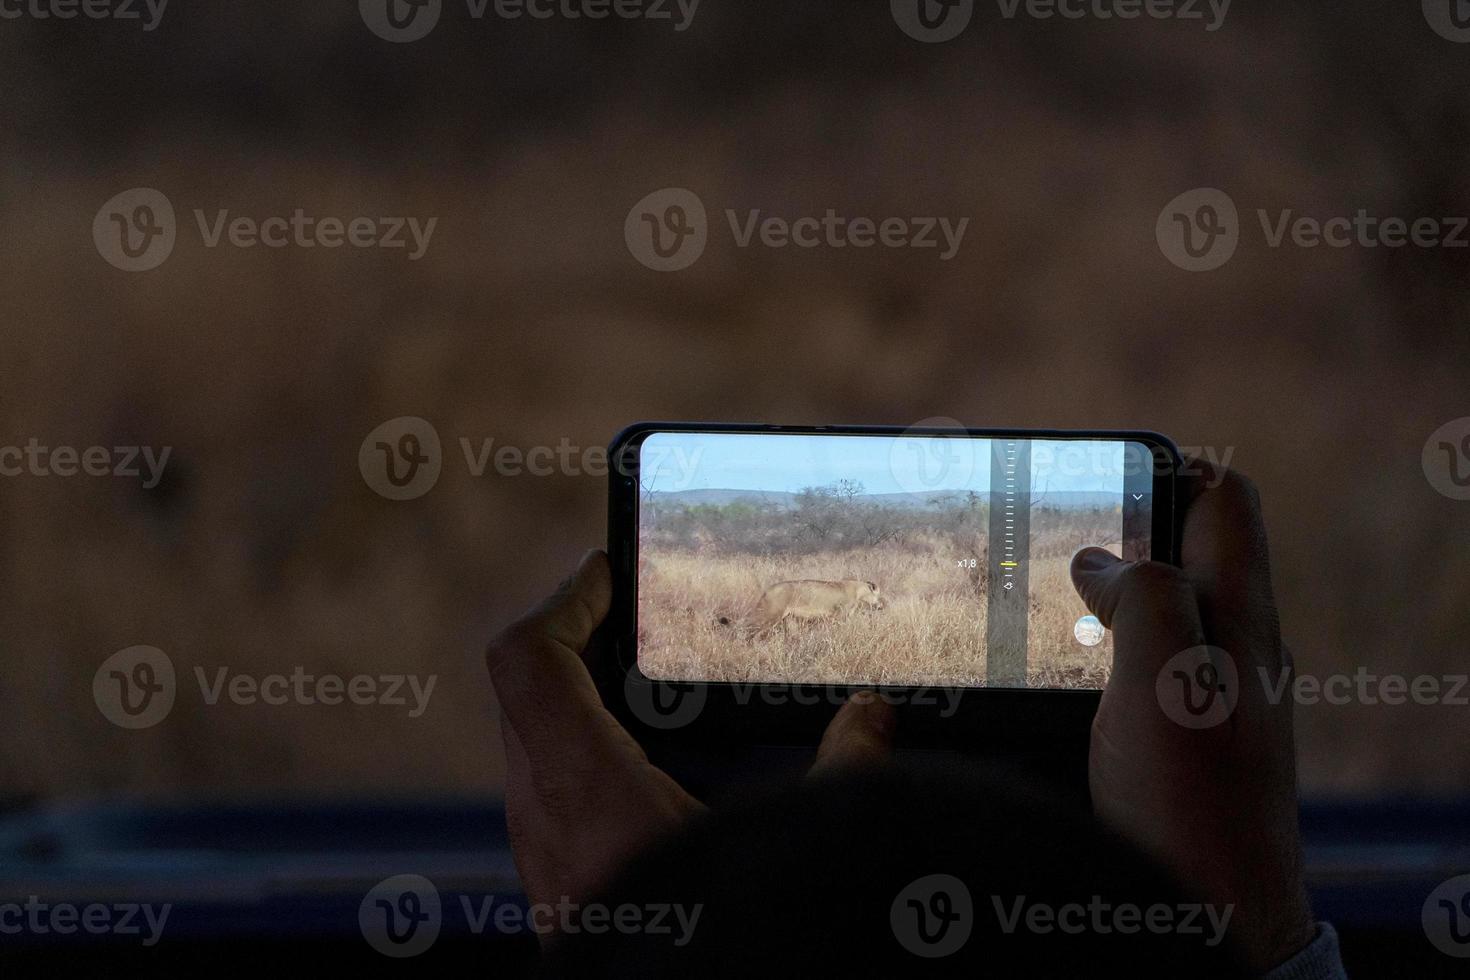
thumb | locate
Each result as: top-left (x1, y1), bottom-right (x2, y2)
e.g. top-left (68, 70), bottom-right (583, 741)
top-left (1069, 547), bottom-right (1207, 684)
top-left (486, 550), bottom-right (613, 744)
top-left (809, 692), bottom-right (896, 778)
top-left (516, 549), bottom-right (613, 659)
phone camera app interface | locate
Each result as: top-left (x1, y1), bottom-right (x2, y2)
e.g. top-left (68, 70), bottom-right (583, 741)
top-left (634, 433), bottom-right (1153, 690)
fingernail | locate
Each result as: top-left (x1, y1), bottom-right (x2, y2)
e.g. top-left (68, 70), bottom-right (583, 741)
top-left (556, 551), bottom-right (600, 593)
top-left (868, 699), bottom-right (896, 739)
top-left (1072, 547), bottom-right (1119, 573)
top-left (851, 691), bottom-right (895, 737)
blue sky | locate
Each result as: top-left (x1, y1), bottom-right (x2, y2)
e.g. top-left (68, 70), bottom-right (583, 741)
top-left (641, 432), bottom-right (1136, 496)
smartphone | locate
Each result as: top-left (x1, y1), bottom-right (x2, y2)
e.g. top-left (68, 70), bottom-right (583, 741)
top-left (606, 423), bottom-right (1180, 744)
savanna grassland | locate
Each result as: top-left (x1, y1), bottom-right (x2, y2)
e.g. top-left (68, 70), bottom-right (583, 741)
top-left (637, 486), bottom-right (1120, 689)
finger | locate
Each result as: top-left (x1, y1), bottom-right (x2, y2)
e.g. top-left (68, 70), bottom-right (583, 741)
top-left (499, 718), bottom-right (554, 906)
top-left (1177, 459), bottom-right (1283, 667)
top-left (809, 692), bottom-right (896, 777)
top-left (1070, 548), bottom-right (1207, 685)
top-left (519, 549), bottom-right (614, 660)
top-left (485, 550), bottom-right (614, 745)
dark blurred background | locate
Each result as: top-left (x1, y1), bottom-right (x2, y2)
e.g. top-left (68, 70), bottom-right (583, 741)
top-left (1, 0), bottom-right (1467, 813)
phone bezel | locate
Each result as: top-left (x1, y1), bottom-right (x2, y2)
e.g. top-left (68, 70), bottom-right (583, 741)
top-left (604, 422), bottom-right (1182, 748)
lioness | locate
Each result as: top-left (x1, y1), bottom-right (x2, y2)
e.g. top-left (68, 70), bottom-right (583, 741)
top-left (720, 579), bottom-right (885, 634)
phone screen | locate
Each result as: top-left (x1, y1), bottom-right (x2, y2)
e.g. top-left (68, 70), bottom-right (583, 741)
top-left (634, 431), bottom-right (1156, 690)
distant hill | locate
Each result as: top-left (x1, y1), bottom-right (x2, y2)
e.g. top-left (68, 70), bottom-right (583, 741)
top-left (646, 488), bottom-right (1127, 510)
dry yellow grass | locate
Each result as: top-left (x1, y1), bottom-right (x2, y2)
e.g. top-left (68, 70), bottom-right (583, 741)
top-left (638, 537), bottom-right (1112, 689)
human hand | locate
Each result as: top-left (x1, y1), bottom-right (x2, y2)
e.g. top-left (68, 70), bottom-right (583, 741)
top-left (485, 550), bottom-right (895, 921)
top-left (1070, 464), bottom-right (1315, 973)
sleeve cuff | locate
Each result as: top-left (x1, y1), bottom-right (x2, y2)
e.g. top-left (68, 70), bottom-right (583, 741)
top-left (1261, 922), bottom-right (1348, 980)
